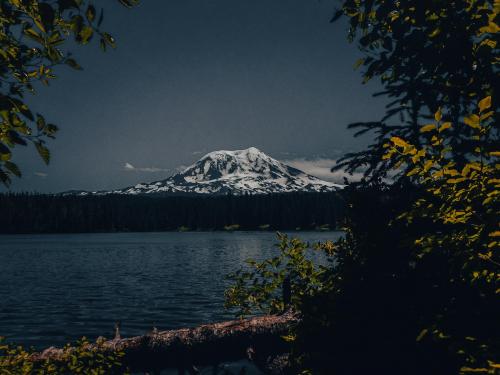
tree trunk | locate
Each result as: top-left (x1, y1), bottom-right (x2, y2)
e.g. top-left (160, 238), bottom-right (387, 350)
top-left (32, 311), bottom-right (298, 373)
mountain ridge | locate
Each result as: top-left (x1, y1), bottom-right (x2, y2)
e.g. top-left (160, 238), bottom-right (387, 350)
top-left (69, 147), bottom-right (343, 196)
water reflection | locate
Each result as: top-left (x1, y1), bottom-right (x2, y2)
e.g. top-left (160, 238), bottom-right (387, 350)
top-left (0, 231), bottom-right (342, 349)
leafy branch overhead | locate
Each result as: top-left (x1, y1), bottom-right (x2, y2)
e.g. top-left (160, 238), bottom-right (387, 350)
top-left (332, 0), bottom-right (498, 181)
top-left (0, 0), bottom-right (138, 186)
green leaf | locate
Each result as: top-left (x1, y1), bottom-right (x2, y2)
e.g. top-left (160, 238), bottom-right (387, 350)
top-left (19, 104), bottom-right (34, 122)
top-left (44, 124), bottom-right (59, 136)
top-left (7, 130), bottom-right (27, 146)
top-left (23, 28), bottom-right (44, 44)
top-left (79, 26), bottom-right (94, 44)
top-left (34, 18), bottom-right (47, 33)
top-left (48, 31), bottom-right (64, 46)
top-left (66, 58), bottom-right (82, 70)
top-left (103, 33), bottom-right (116, 48)
top-left (36, 114), bottom-right (46, 131)
top-left (35, 142), bottom-right (50, 164)
top-left (0, 169), bottom-right (11, 186)
top-left (0, 143), bottom-right (11, 157)
top-left (4, 161), bottom-right (21, 177)
top-left (86, 5), bottom-right (96, 22)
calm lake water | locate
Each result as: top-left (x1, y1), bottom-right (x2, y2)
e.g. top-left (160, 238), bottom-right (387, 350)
top-left (0, 231), bottom-right (341, 350)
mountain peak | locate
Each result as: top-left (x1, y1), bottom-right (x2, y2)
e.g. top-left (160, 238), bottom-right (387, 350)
top-left (72, 148), bottom-right (344, 196)
top-left (196, 147), bottom-right (265, 164)
top-left (179, 147), bottom-right (280, 183)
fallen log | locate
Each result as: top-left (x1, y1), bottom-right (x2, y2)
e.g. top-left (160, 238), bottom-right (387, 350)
top-left (32, 311), bottom-right (298, 374)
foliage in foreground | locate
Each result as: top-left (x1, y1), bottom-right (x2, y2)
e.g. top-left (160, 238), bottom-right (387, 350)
top-left (0, 0), bottom-right (138, 186)
top-left (225, 98), bottom-right (499, 374)
top-left (383, 101), bottom-right (499, 374)
top-left (225, 232), bottom-right (336, 317)
top-left (0, 337), bottom-right (128, 374)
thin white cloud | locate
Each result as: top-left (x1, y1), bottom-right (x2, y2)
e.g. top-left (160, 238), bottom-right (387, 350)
top-left (34, 172), bottom-right (48, 178)
top-left (123, 163), bottom-right (169, 173)
top-left (192, 150), bottom-right (204, 155)
top-left (283, 158), bottom-right (364, 183)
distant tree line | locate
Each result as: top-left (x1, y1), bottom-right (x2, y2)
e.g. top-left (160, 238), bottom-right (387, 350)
top-left (0, 192), bottom-right (345, 234)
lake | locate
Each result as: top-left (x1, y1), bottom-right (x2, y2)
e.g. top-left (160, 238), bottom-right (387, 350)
top-left (0, 231), bottom-right (342, 351)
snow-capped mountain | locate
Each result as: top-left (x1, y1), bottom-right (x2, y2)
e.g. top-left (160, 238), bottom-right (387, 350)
top-left (74, 147), bottom-right (343, 196)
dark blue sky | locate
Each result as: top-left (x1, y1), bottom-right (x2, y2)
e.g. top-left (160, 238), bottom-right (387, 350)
top-left (5, 0), bottom-right (386, 193)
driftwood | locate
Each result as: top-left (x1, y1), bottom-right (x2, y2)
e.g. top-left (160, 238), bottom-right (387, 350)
top-left (32, 311), bottom-right (298, 374)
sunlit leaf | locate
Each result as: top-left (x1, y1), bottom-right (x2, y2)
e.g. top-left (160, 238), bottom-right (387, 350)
top-left (439, 122), bottom-right (452, 132)
top-left (420, 124), bottom-right (436, 133)
top-left (478, 96), bottom-right (491, 112)
top-left (464, 115), bottom-right (481, 129)
top-left (434, 108), bottom-right (442, 122)
top-left (390, 136), bottom-right (409, 147)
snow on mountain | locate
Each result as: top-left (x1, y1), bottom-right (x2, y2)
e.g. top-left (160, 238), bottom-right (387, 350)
top-left (73, 147), bottom-right (344, 196)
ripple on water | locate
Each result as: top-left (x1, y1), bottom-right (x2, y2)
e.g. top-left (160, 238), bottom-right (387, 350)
top-left (0, 231), bottom-right (342, 349)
